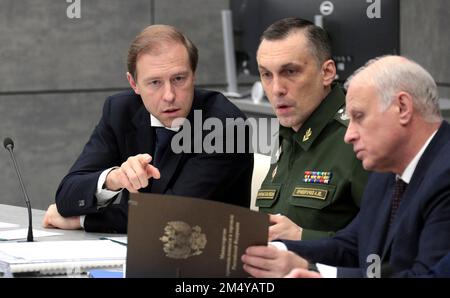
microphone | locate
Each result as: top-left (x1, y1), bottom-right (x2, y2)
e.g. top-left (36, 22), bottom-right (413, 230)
top-left (4, 137), bottom-right (34, 242)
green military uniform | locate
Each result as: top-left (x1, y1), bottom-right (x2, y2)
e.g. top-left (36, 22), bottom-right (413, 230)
top-left (256, 83), bottom-right (368, 240)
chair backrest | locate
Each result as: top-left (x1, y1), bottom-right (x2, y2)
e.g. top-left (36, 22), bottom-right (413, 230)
top-left (250, 153), bottom-right (271, 210)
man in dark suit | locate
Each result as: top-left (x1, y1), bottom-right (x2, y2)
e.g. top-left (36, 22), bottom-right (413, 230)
top-left (42, 25), bottom-right (253, 233)
top-left (241, 55), bottom-right (450, 277)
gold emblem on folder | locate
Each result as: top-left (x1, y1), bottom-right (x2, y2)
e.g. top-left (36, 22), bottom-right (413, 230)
top-left (160, 221), bottom-right (207, 259)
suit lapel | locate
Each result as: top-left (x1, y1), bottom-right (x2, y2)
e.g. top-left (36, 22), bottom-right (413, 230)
top-left (381, 121), bottom-right (450, 259)
top-left (126, 105), bottom-right (155, 157)
top-left (150, 149), bottom-right (183, 193)
top-left (381, 175), bottom-right (423, 259)
top-left (366, 174), bottom-right (395, 258)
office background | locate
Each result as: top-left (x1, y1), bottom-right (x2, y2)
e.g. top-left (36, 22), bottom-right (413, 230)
top-left (0, 0), bottom-right (448, 210)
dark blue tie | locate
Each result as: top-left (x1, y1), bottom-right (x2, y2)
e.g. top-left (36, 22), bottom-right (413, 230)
top-left (153, 127), bottom-right (175, 167)
top-left (389, 178), bottom-right (408, 226)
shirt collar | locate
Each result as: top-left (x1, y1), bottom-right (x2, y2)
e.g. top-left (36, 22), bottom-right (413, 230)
top-left (280, 83), bottom-right (346, 151)
top-left (398, 130), bottom-right (438, 183)
top-left (150, 114), bottom-right (180, 132)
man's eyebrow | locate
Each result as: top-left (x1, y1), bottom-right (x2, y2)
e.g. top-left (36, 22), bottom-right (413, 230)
top-left (141, 71), bottom-right (190, 82)
top-left (171, 71), bottom-right (190, 77)
top-left (280, 63), bottom-right (300, 69)
top-left (258, 63), bottom-right (300, 72)
top-left (142, 76), bottom-right (161, 82)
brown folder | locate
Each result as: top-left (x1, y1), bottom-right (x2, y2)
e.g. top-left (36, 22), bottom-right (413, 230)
top-left (126, 193), bottom-right (269, 278)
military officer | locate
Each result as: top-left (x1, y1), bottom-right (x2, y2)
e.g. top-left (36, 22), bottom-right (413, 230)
top-left (255, 17), bottom-right (368, 240)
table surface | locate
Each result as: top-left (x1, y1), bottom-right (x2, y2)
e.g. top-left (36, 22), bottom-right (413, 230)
top-left (0, 204), bottom-right (126, 277)
top-left (0, 204), bottom-right (125, 242)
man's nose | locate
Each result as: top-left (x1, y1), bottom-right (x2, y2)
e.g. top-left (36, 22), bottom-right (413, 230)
top-left (272, 76), bottom-right (287, 97)
top-left (344, 121), bottom-right (357, 144)
top-left (162, 83), bottom-right (175, 102)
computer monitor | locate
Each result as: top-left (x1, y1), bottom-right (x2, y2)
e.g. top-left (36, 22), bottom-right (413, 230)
top-left (231, 0), bottom-right (399, 82)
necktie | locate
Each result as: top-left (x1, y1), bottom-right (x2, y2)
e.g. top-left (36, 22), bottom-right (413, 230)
top-left (153, 127), bottom-right (175, 167)
top-left (389, 178), bottom-right (408, 226)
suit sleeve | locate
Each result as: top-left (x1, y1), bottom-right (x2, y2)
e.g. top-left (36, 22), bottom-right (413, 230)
top-left (83, 200), bottom-right (128, 233)
top-left (285, 216), bottom-right (373, 278)
top-left (55, 96), bottom-right (121, 217)
top-left (283, 208), bottom-right (361, 269)
top-left (301, 228), bottom-right (336, 240)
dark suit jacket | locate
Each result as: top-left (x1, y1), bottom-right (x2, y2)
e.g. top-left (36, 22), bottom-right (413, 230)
top-left (422, 252), bottom-right (450, 278)
top-left (283, 121), bottom-right (450, 277)
top-left (55, 89), bottom-right (253, 233)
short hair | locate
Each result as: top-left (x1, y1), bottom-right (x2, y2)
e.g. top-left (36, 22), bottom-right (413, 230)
top-left (127, 24), bottom-right (198, 79)
top-left (260, 17), bottom-right (332, 65)
top-left (345, 55), bottom-right (441, 122)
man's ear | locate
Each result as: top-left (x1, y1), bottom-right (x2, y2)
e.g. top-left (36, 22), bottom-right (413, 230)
top-left (396, 91), bottom-right (414, 125)
top-left (322, 59), bottom-right (336, 87)
top-left (127, 72), bottom-right (140, 94)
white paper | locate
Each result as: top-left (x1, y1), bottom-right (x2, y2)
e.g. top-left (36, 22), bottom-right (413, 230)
top-left (0, 240), bottom-right (127, 275)
top-left (0, 228), bottom-right (63, 241)
top-left (0, 222), bottom-right (20, 229)
top-left (0, 240), bottom-right (126, 262)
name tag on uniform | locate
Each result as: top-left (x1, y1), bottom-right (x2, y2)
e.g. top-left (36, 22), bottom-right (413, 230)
top-left (256, 189), bottom-right (277, 200)
top-left (292, 187), bottom-right (328, 200)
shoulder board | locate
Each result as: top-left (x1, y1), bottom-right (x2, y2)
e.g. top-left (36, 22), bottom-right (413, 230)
top-left (334, 105), bottom-right (349, 127)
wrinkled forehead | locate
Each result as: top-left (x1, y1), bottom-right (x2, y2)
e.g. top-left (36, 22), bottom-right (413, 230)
top-left (257, 31), bottom-right (314, 66)
top-left (346, 79), bottom-right (380, 111)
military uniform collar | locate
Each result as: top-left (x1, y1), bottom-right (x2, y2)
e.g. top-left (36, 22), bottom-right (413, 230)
top-left (280, 83), bottom-right (346, 151)
top-left (279, 124), bottom-right (295, 143)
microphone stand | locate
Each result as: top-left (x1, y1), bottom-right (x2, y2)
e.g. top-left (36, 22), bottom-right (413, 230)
top-left (6, 145), bottom-right (34, 242)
